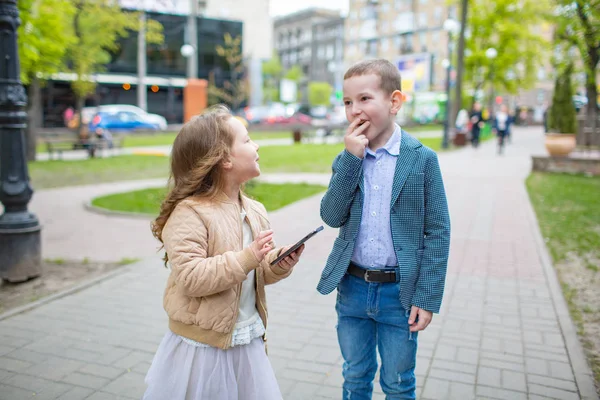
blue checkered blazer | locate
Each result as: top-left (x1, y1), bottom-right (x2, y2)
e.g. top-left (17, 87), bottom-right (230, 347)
top-left (318, 132), bottom-right (451, 313)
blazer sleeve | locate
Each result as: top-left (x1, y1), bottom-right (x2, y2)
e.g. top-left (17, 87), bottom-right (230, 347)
top-left (320, 150), bottom-right (363, 228)
top-left (162, 204), bottom-right (260, 297)
top-left (411, 151), bottom-right (451, 313)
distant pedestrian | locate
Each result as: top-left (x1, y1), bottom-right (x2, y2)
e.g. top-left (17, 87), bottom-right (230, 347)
top-left (470, 102), bottom-right (484, 148)
top-left (143, 105), bottom-right (304, 400)
top-left (455, 108), bottom-right (470, 135)
top-left (493, 104), bottom-right (513, 155)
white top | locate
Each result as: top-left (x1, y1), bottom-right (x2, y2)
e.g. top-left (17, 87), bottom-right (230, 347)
top-left (178, 208), bottom-right (265, 348)
top-left (496, 111), bottom-right (509, 131)
top-left (236, 209), bottom-right (260, 328)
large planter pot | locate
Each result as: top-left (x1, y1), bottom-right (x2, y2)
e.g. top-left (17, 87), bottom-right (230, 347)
top-left (545, 133), bottom-right (576, 157)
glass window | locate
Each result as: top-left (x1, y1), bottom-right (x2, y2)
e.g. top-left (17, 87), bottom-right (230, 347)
top-left (381, 38), bottom-right (390, 52)
top-left (434, 7), bottom-right (443, 24)
top-left (419, 32), bottom-right (427, 51)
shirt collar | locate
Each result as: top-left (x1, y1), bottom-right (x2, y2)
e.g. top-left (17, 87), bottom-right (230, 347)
top-left (365, 124), bottom-right (402, 157)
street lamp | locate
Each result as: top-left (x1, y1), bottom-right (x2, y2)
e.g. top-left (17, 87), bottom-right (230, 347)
top-left (183, 0), bottom-right (198, 79)
top-left (486, 47), bottom-right (498, 115)
top-left (442, 18), bottom-right (459, 149)
top-left (180, 44), bottom-right (195, 59)
top-left (0, 0), bottom-right (42, 282)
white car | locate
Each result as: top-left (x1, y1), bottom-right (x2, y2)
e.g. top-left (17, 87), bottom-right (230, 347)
top-left (97, 104), bottom-right (168, 130)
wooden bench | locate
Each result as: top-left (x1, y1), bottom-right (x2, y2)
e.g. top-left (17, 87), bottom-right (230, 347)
top-left (44, 136), bottom-right (123, 160)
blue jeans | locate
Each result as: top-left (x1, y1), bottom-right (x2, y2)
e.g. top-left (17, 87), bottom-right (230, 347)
top-left (336, 273), bottom-right (418, 400)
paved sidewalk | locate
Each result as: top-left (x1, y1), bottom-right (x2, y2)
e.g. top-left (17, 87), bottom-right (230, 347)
top-left (0, 127), bottom-right (597, 399)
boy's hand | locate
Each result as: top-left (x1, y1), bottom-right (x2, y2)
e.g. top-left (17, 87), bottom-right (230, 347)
top-left (408, 306), bottom-right (433, 332)
top-left (250, 230), bottom-right (274, 262)
top-left (277, 244), bottom-right (305, 270)
top-left (344, 118), bottom-right (370, 158)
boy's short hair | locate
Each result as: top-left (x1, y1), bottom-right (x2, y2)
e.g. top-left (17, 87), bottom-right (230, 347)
top-left (344, 59), bottom-right (402, 94)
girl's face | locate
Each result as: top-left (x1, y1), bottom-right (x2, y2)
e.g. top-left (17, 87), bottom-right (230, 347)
top-left (225, 117), bottom-right (260, 184)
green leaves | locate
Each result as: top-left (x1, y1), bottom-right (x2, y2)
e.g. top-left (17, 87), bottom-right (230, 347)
top-left (208, 34), bottom-right (249, 109)
top-left (548, 63), bottom-right (578, 133)
top-left (17, 0), bottom-right (76, 84)
top-left (461, 0), bottom-right (552, 95)
top-left (17, 0), bottom-right (164, 98)
top-left (308, 82), bottom-right (333, 107)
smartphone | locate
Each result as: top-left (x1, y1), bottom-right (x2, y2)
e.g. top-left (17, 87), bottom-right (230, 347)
top-left (270, 226), bottom-right (324, 265)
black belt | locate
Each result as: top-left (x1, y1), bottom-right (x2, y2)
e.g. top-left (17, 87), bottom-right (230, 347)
top-left (347, 262), bottom-right (398, 283)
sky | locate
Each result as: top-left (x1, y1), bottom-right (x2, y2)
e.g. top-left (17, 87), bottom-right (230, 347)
top-left (119, 0), bottom-right (349, 17)
top-left (269, 0), bottom-right (349, 17)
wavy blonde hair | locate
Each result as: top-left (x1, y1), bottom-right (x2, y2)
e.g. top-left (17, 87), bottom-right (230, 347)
top-left (151, 105), bottom-right (235, 266)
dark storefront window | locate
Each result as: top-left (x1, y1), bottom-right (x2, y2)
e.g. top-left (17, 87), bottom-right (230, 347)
top-left (106, 12), bottom-right (243, 80)
top-left (42, 13), bottom-right (243, 126)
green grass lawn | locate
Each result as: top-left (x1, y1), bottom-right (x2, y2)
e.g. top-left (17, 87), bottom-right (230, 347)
top-left (29, 155), bottom-right (170, 189)
top-left (526, 172), bottom-right (600, 389)
top-left (405, 123), bottom-right (443, 132)
top-left (36, 131), bottom-right (296, 153)
top-left (91, 182), bottom-right (327, 215)
top-left (29, 136), bottom-right (462, 189)
top-left (122, 130), bottom-right (294, 148)
top-left (526, 172), bottom-right (600, 264)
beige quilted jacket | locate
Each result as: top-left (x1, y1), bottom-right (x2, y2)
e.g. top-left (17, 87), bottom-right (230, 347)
top-left (161, 192), bottom-right (292, 349)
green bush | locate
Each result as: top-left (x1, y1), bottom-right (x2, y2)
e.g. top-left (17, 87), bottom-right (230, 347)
top-left (548, 64), bottom-right (578, 134)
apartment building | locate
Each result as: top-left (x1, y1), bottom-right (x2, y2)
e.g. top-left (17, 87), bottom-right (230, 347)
top-left (345, 0), bottom-right (556, 118)
top-left (274, 8), bottom-right (345, 89)
top-left (345, 0), bottom-right (451, 94)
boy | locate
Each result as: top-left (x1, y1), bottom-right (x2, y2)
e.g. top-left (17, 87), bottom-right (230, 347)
top-left (318, 59), bottom-right (451, 400)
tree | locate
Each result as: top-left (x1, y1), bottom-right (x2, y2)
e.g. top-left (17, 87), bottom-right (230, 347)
top-left (262, 52), bottom-right (283, 103)
top-left (548, 63), bottom-right (578, 133)
top-left (208, 33), bottom-right (249, 110)
top-left (451, 0), bottom-right (469, 128)
top-left (17, 0), bottom-right (76, 161)
top-left (308, 82), bottom-right (333, 106)
top-left (463, 0), bottom-right (551, 108)
top-left (553, 0), bottom-right (600, 134)
top-left (284, 65), bottom-right (304, 82)
top-left (69, 1), bottom-right (163, 136)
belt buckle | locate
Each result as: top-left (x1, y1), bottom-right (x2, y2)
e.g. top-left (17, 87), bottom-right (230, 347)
top-left (364, 270), bottom-right (374, 283)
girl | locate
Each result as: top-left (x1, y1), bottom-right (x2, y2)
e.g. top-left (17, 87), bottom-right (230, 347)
top-left (144, 105), bottom-right (304, 400)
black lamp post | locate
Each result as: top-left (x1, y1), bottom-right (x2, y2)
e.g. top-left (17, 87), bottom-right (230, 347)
top-left (0, 0), bottom-right (42, 282)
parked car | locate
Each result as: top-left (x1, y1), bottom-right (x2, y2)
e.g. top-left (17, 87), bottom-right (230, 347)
top-left (88, 111), bottom-right (160, 136)
top-left (96, 104), bottom-right (168, 130)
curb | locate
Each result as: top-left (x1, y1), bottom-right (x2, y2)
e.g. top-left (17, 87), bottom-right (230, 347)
top-left (0, 263), bottom-right (137, 322)
top-left (524, 187), bottom-right (599, 399)
top-left (84, 201), bottom-right (154, 220)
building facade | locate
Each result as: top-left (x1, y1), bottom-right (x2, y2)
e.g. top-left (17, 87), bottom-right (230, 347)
top-left (344, 0), bottom-right (557, 121)
top-left (41, 10), bottom-right (242, 126)
top-left (274, 8), bottom-right (345, 91)
top-left (345, 0), bottom-right (451, 94)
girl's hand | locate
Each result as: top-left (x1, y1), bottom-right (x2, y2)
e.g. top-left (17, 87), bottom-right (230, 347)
top-left (277, 244), bottom-right (305, 270)
top-left (250, 230), bottom-right (274, 262)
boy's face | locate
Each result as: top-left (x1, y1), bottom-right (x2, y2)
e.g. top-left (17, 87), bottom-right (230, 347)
top-left (343, 73), bottom-right (402, 143)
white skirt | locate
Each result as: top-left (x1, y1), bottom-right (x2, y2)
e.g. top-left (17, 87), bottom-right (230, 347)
top-left (143, 331), bottom-right (283, 400)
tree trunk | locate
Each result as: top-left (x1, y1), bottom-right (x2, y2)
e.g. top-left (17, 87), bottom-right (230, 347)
top-left (25, 78), bottom-right (43, 162)
top-left (585, 79), bottom-right (598, 147)
top-left (583, 47), bottom-right (598, 147)
top-left (451, 0), bottom-right (468, 127)
top-left (76, 95), bottom-right (85, 140)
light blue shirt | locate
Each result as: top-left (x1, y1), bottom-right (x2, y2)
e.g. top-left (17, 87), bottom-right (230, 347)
top-left (351, 124), bottom-right (402, 269)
